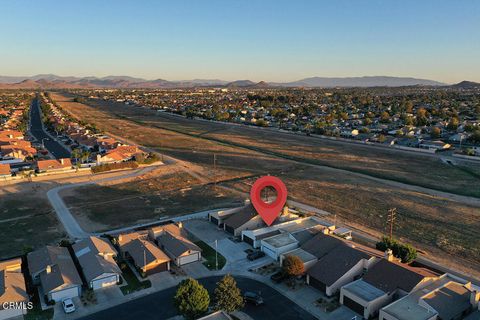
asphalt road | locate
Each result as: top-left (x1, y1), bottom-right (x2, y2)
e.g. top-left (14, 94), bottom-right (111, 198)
top-left (29, 98), bottom-right (71, 159)
top-left (79, 276), bottom-right (316, 320)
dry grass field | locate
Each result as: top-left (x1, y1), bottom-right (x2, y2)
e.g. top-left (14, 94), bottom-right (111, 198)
top-left (50, 92), bottom-right (480, 277)
top-left (54, 93), bottom-right (480, 197)
top-left (0, 184), bottom-right (65, 259)
top-left (224, 167), bottom-right (480, 275)
top-left (61, 171), bottom-right (245, 232)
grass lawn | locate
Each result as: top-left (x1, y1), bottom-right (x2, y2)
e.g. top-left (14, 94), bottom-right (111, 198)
top-left (194, 240), bottom-right (226, 270)
top-left (24, 286), bottom-right (54, 320)
top-left (24, 306), bottom-right (54, 320)
top-left (119, 262), bottom-right (151, 295)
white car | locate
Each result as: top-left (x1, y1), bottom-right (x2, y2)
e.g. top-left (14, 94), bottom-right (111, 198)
top-left (62, 298), bottom-right (76, 314)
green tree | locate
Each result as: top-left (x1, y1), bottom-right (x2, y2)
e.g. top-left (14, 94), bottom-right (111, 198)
top-left (376, 236), bottom-right (417, 263)
top-left (447, 117), bottom-right (459, 131)
top-left (71, 148), bottom-right (82, 164)
top-left (174, 278), bottom-right (210, 320)
top-left (380, 111), bottom-right (391, 123)
top-left (470, 130), bottom-right (480, 143)
top-left (430, 127), bottom-right (441, 138)
top-left (213, 274), bottom-right (244, 313)
top-left (282, 255), bottom-right (304, 277)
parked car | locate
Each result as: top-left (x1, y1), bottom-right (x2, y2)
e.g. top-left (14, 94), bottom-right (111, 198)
top-left (270, 271), bottom-right (288, 283)
top-left (247, 251), bottom-right (265, 261)
top-left (62, 298), bottom-right (75, 314)
top-left (244, 291), bottom-right (264, 306)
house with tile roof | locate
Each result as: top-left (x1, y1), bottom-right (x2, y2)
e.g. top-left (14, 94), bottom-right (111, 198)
top-left (36, 158), bottom-right (72, 173)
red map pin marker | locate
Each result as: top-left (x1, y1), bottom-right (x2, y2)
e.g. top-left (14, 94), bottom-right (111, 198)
top-left (250, 176), bottom-right (288, 226)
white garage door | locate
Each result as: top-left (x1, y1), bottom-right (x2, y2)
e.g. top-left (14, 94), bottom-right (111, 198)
top-left (50, 286), bottom-right (79, 302)
top-left (0, 307), bottom-right (24, 320)
top-left (261, 245), bottom-right (277, 260)
top-left (178, 253), bottom-right (200, 266)
top-left (91, 275), bottom-right (118, 290)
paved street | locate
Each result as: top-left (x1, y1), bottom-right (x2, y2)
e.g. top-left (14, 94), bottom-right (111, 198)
top-left (78, 276), bottom-right (316, 320)
top-left (29, 98), bottom-right (71, 159)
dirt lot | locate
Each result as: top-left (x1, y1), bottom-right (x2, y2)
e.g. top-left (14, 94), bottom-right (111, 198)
top-left (61, 171), bottom-right (245, 232)
top-left (50, 92), bottom-right (480, 277)
top-left (0, 183), bottom-right (65, 259)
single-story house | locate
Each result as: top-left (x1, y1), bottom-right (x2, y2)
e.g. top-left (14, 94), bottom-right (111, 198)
top-left (419, 140), bottom-right (451, 151)
top-left (149, 224), bottom-right (201, 266)
top-left (261, 233), bottom-right (299, 260)
top-left (301, 233), bottom-right (344, 259)
top-left (73, 236), bottom-right (121, 290)
top-left (341, 279), bottom-right (390, 319)
top-left (0, 258), bottom-right (28, 320)
top-left (379, 273), bottom-right (478, 320)
top-left (118, 232), bottom-right (171, 275)
top-left (223, 204), bottom-right (265, 236)
top-left (27, 246), bottom-right (82, 302)
top-left (36, 158), bottom-right (72, 173)
top-left (306, 244), bottom-right (378, 296)
top-left (96, 145), bottom-right (141, 164)
top-left (340, 258), bottom-right (438, 319)
top-left (241, 216), bottom-right (328, 248)
top-left (208, 207), bottom-right (246, 228)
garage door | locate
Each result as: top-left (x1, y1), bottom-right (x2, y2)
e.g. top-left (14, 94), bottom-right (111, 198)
top-left (91, 274), bottom-right (118, 290)
top-left (178, 253), bottom-right (200, 265)
top-left (343, 295), bottom-right (365, 316)
top-left (0, 307), bottom-right (23, 320)
top-left (243, 235), bottom-right (254, 247)
top-left (146, 262), bottom-right (168, 275)
top-left (50, 286), bottom-right (79, 302)
top-left (261, 245), bottom-right (277, 260)
top-left (309, 277), bottom-right (327, 293)
top-left (210, 216), bottom-right (219, 225)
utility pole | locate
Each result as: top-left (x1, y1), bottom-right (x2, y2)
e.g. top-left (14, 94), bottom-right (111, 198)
top-left (387, 208), bottom-right (397, 240)
top-left (215, 239), bottom-right (218, 271)
top-left (213, 153), bottom-right (217, 188)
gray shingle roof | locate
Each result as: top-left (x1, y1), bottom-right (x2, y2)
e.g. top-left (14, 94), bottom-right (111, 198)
top-left (308, 245), bottom-right (371, 286)
top-left (73, 237), bottom-right (120, 283)
top-left (157, 231), bottom-right (201, 259)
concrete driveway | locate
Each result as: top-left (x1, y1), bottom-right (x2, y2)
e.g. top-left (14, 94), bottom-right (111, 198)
top-left (183, 219), bottom-right (275, 272)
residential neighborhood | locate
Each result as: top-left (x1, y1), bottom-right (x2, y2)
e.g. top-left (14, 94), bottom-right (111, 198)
top-left (0, 91), bottom-right (154, 180)
top-left (0, 86), bottom-right (479, 319)
top-left (77, 86), bottom-right (480, 159)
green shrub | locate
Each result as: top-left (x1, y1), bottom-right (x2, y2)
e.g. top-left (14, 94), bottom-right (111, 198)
top-left (376, 236), bottom-right (417, 263)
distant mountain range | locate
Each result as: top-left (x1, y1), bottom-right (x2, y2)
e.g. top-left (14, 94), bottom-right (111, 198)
top-left (0, 74), bottom-right (474, 89)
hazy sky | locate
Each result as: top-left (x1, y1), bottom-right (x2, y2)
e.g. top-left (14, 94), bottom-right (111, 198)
top-left (1, 0), bottom-right (479, 83)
